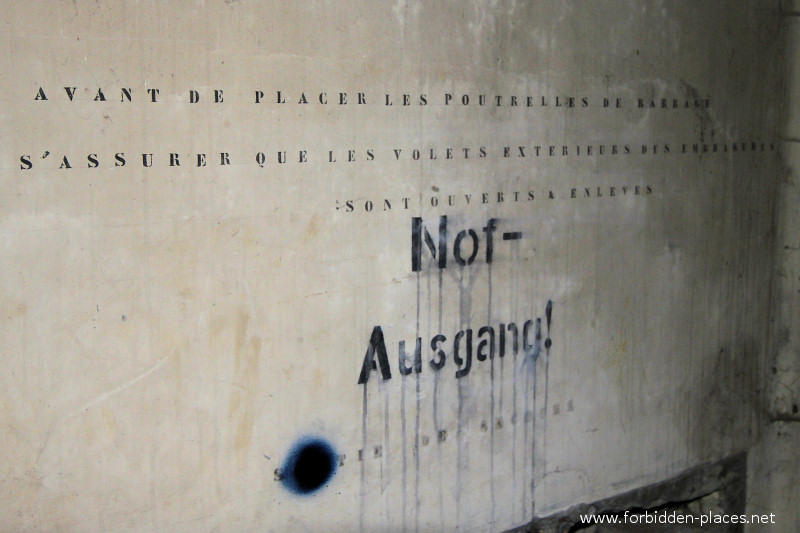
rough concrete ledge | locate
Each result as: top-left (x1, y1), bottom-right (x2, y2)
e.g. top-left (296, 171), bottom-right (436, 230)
top-left (506, 453), bottom-right (746, 533)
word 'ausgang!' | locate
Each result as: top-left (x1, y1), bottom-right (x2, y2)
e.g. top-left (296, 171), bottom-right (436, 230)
top-left (357, 302), bottom-right (553, 384)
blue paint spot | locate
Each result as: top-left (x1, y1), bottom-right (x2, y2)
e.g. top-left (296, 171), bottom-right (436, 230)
top-left (280, 436), bottom-right (337, 496)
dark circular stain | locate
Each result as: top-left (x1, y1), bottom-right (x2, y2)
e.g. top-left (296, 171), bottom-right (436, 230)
top-left (280, 437), bottom-right (337, 496)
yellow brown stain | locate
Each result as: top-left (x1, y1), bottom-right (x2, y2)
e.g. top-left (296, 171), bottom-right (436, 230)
top-left (229, 310), bottom-right (261, 462)
top-left (302, 214), bottom-right (320, 243)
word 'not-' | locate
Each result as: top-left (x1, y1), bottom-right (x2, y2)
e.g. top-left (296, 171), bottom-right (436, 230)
top-left (412, 216), bottom-right (521, 272)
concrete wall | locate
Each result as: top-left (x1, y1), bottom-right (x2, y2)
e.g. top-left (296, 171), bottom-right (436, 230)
top-left (746, 3), bottom-right (800, 530)
top-left (0, 2), bottom-right (786, 532)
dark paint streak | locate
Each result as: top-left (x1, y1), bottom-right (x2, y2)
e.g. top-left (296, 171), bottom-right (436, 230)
top-left (522, 358), bottom-right (530, 521)
top-left (530, 364), bottom-right (537, 519)
top-left (488, 262), bottom-right (496, 526)
top-left (542, 300), bottom-right (553, 487)
top-left (509, 242), bottom-right (524, 522)
top-left (401, 372), bottom-right (408, 533)
top-left (414, 373), bottom-right (421, 533)
top-left (360, 385), bottom-right (368, 533)
top-left (511, 348), bottom-right (518, 521)
top-left (545, 301), bottom-right (553, 349)
top-left (510, 244), bottom-right (519, 522)
top-left (455, 265), bottom-right (466, 530)
top-left (423, 263), bottom-right (438, 532)
top-left (435, 268), bottom-right (445, 531)
top-left (414, 270), bottom-right (421, 533)
top-left (455, 262), bottom-right (481, 530)
top-left (382, 379), bottom-right (391, 526)
top-left (455, 269), bottom-right (463, 528)
top-left (520, 315), bottom-right (542, 521)
top-left (456, 376), bottom-right (465, 530)
top-left (530, 317), bottom-right (541, 518)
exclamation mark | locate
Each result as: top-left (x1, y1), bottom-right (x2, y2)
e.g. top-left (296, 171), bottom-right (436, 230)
top-left (544, 300), bottom-right (553, 350)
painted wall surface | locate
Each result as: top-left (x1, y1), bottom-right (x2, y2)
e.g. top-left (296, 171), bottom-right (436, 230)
top-left (0, 2), bottom-right (782, 532)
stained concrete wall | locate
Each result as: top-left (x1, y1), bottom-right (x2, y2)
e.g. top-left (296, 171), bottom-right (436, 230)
top-left (0, 2), bottom-right (786, 532)
top-left (746, 4), bottom-right (800, 530)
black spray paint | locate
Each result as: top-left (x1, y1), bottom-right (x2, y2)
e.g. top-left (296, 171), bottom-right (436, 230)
top-left (354, 212), bottom-right (557, 529)
top-left (411, 216), bottom-right (520, 272)
top-left (357, 321), bottom-right (529, 384)
top-left (279, 436), bottom-right (338, 496)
